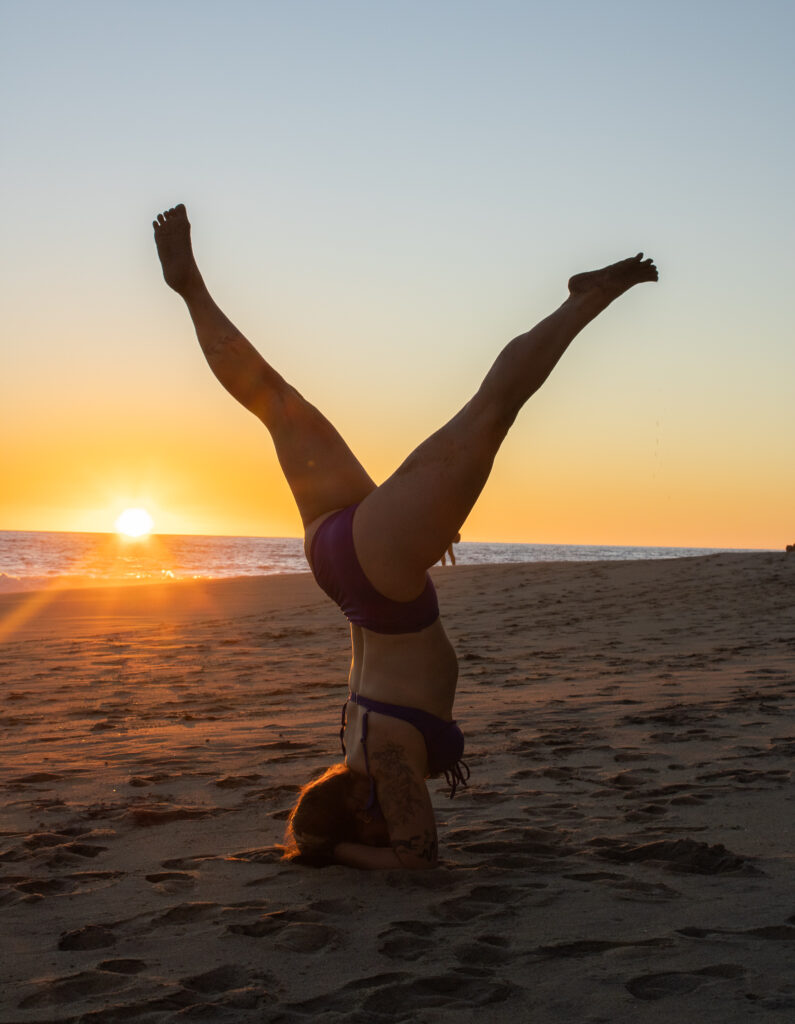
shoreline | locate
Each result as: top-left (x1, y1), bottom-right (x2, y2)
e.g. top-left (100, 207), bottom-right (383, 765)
top-left (0, 538), bottom-right (778, 599)
top-left (0, 551), bottom-right (783, 641)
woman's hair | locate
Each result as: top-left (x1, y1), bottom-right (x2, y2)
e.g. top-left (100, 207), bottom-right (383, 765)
top-left (283, 763), bottom-right (360, 865)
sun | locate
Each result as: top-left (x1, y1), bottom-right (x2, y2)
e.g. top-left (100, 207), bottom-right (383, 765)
top-left (115, 507), bottom-right (154, 538)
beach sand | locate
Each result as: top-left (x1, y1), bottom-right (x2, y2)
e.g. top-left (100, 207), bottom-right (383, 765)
top-left (1, 553), bottom-right (793, 1022)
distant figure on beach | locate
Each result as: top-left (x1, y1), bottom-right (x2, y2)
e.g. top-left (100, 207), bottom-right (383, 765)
top-left (441, 533), bottom-right (461, 566)
top-left (154, 204), bottom-right (658, 869)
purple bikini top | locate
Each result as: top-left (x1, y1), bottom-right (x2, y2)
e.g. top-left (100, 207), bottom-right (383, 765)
top-left (309, 504), bottom-right (439, 634)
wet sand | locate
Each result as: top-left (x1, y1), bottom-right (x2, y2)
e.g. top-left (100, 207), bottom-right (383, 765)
top-left (1, 553), bottom-right (794, 1022)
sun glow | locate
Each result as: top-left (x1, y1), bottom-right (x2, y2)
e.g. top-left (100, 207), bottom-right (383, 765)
top-left (115, 507), bottom-right (154, 538)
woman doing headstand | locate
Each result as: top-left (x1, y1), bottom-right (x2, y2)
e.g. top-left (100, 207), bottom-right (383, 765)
top-left (153, 204), bottom-right (658, 870)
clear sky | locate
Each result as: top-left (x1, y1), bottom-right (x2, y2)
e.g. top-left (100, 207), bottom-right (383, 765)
top-left (2, 0), bottom-right (793, 548)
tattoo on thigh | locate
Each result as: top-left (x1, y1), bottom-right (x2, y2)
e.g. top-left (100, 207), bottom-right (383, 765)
top-left (371, 742), bottom-right (424, 825)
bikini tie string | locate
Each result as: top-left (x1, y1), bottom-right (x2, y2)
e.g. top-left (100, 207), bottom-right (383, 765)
top-left (444, 760), bottom-right (470, 799)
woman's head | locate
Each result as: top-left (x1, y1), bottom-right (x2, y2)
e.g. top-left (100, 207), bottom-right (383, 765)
top-left (283, 763), bottom-right (388, 864)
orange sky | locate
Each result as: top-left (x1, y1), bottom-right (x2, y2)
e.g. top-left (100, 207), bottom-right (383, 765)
top-left (2, 3), bottom-right (793, 550)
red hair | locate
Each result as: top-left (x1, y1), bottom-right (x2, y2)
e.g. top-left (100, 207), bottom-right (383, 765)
top-left (283, 763), bottom-right (359, 865)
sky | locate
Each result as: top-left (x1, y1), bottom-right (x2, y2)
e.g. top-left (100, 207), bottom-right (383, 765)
top-left (1, 0), bottom-right (793, 548)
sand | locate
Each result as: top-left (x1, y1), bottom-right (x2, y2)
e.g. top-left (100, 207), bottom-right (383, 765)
top-left (1, 552), bottom-right (794, 1022)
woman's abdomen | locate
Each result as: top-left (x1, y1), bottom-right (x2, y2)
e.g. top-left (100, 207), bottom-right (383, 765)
top-left (353, 618), bottom-right (458, 717)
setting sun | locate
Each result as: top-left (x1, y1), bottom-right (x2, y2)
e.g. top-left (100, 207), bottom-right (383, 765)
top-left (115, 507), bottom-right (154, 538)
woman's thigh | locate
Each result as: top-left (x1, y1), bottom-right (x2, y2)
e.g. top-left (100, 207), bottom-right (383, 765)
top-left (353, 397), bottom-right (505, 599)
top-left (269, 389), bottom-right (376, 527)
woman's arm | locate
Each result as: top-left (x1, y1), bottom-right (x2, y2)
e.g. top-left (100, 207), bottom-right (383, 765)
top-left (331, 737), bottom-right (439, 870)
top-left (332, 842), bottom-right (405, 870)
top-left (369, 740), bottom-right (439, 870)
top-left (333, 829), bottom-right (438, 870)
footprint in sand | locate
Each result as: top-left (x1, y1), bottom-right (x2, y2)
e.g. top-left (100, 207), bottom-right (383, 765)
top-left (98, 959), bottom-right (146, 974)
top-left (433, 884), bottom-right (529, 924)
top-left (306, 898), bottom-right (349, 915)
top-left (23, 831), bottom-right (73, 850)
top-left (159, 854), bottom-right (215, 870)
top-left (18, 970), bottom-right (129, 1009)
top-left (612, 749), bottom-right (653, 763)
top-left (123, 804), bottom-right (215, 826)
top-left (679, 922), bottom-right (795, 942)
top-left (145, 870), bottom-right (197, 894)
top-left (606, 768), bottom-right (659, 788)
top-left (228, 907), bottom-right (338, 952)
top-left (151, 901), bottom-right (219, 926)
top-left (58, 924), bottom-right (117, 950)
top-left (8, 772), bottom-right (63, 785)
top-left (379, 934), bottom-right (434, 961)
top-left (226, 845), bottom-right (284, 863)
top-left (467, 788), bottom-right (510, 804)
top-left (456, 826), bottom-right (575, 872)
top-left (275, 921), bottom-right (337, 952)
top-left (44, 843), bottom-right (109, 870)
top-left (537, 936), bottom-right (667, 958)
top-left (213, 773), bottom-right (263, 788)
top-left (288, 971), bottom-right (515, 1016)
top-left (611, 877), bottom-right (681, 903)
top-left (626, 963), bottom-right (745, 1000)
top-left (589, 837), bottom-right (756, 875)
top-left (379, 921), bottom-right (437, 961)
top-left (16, 877), bottom-right (74, 897)
top-left (286, 972), bottom-right (410, 1015)
top-left (454, 935), bottom-right (513, 967)
top-left (360, 972), bottom-right (516, 1015)
top-left (564, 871), bottom-right (681, 903)
top-left (624, 803), bottom-right (670, 822)
top-left (181, 964), bottom-right (253, 993)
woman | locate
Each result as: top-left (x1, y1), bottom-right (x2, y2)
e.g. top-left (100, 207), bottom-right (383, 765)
top-left (153, 204), bottom-right (657, 869)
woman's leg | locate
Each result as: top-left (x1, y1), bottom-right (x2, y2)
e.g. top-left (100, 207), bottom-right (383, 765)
top-left (154, 205), bottom-right (375, 525)
top-left (355, 255), bottom-right (658, 599)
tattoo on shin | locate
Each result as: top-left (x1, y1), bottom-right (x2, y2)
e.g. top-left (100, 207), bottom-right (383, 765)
top-left (371, 743), bottom-right (424, 825)
top-left (391, 830), bottom-right (438, 864)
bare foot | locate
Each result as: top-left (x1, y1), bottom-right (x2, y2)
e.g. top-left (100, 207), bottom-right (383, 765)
top-left (568, 253), bottom-right (658, 309)
top-left (153, 204), bottom-right (202, 296)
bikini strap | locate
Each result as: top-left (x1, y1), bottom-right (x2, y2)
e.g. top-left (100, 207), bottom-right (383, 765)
top-left (341, 699), bottom-right (378, 813)
top-left (360, 710), bottom-right (378, 812)
top-left (339, 700), bottom-right (347, 755)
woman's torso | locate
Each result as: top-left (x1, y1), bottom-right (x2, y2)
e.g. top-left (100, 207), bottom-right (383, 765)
top-left (343, 620), bottom-right (459, 780)
top-left (305, 512), bottom-right (459, 777)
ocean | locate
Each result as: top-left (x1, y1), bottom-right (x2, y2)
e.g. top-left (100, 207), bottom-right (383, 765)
top-left (0, 530), bottom-right (765, 594)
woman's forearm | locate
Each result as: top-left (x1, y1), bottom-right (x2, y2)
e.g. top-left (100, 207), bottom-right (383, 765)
top-left (333, 842), bottom-right (434, 870)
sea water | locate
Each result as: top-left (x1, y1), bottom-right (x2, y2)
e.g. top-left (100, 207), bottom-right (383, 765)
top-left (0, 530), bottom-right (765, 593)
